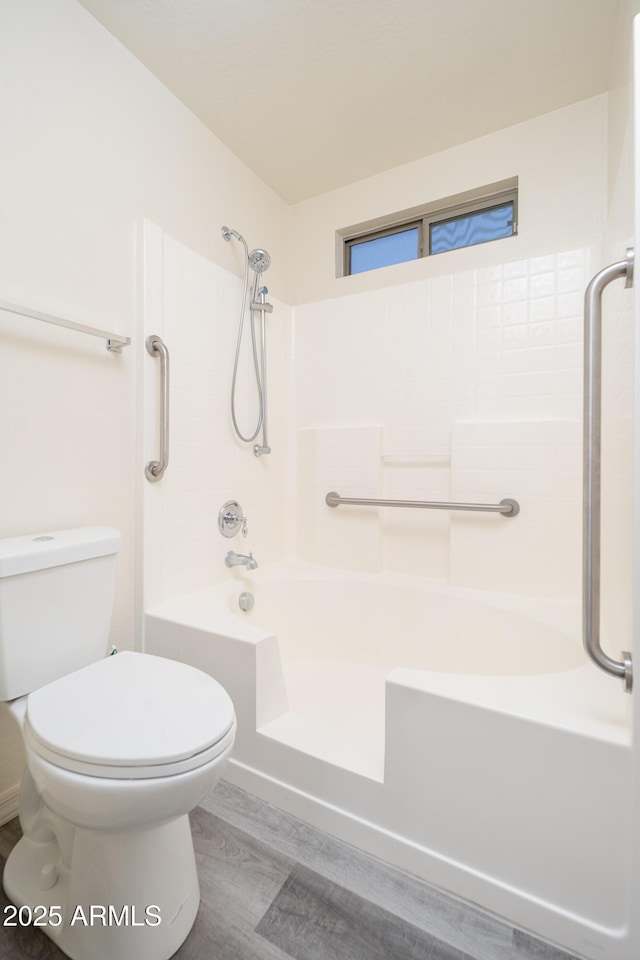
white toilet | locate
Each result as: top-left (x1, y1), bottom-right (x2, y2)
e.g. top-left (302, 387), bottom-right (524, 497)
top-left (0, 527), bottom-right (236, 960)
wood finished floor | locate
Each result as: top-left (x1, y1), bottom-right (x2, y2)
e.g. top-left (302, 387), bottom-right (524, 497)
top-left (0, 782), bottom-right (582, 960)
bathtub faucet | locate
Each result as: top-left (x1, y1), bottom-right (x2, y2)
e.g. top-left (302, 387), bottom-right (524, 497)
top-left (225, 550), bottom-right (258, 570)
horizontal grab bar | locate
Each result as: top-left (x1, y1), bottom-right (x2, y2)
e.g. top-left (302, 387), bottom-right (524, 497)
top-left (325, 492), bottom-right (519, 517)
top-left (0, 299), bottom-right (130, 352)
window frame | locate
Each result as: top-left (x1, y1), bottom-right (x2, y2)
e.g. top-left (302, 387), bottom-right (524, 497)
top-left (338, 179), bottom-right (518, 278)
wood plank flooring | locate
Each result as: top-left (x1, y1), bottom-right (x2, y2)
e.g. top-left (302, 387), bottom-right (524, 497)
top-left (201, 783), bottom-right (580, 960)
top-left (256, 863), bottom-right (474, 960)
top-left (0, 782), bottom-right (583, 960)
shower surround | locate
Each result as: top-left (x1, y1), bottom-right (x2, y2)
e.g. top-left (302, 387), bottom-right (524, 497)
top-left (140, 217), bottom-right (634, 960)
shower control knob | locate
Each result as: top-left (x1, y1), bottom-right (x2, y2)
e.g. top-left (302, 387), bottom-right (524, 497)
top-left (218, 500), bottom-right (248, 539)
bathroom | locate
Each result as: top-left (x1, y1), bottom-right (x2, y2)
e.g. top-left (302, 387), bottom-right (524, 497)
top-left (1, 0), bottom-right (640, 958)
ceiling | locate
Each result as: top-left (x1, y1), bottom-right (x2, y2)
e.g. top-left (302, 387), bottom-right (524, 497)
top-left (77, 0), bottom-right (620, 204)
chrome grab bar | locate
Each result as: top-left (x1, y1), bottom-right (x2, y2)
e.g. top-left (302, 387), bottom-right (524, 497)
top-left (145, 335), bottom-right (170, 482)
top-left (326, 492), bottom-right (519, 516)
top-left (583, 248), bottom-right (634, 692)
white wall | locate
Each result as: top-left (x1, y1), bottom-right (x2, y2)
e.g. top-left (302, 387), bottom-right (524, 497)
top-left (0, 0), bottom-right (289, 813)
top-left (607, 0), bottom-right (640, 251)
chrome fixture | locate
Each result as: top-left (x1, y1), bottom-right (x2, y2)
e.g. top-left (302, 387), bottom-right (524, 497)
top-left (0, 299), bottom-right (130, 352)
top-left (221, 226), bottom-right (243, 243)
top-left (252, 284), bottom-right (271, 457)
top-left (238, 592), bottom-right (255, 613)
top-left (583, 246), bottom-right (634, 692)
top-left (225, 551), bottom-right (258, 570)
top-left (218, 500), bottom-right (248, 538)
top-left (222, 225), bottom-right (272, 456)
top-left (326, 491), bottom-right (519, 517)
top-left (145, 335), bottom-right (170, 482)
top-left (248, 248), bottom-right (271, 274)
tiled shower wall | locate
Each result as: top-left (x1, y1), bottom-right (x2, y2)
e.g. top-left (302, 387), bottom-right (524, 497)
top-left (292, 246), bottom-right (596, 599)
top-left (143, 231), bottom-right (627, 612)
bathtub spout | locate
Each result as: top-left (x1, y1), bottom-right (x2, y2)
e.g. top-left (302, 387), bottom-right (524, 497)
top-left (225, 550), bottom-right (258, 570)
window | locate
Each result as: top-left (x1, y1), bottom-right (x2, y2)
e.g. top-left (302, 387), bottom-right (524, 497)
top-left (430, 201), bottom-right (514, 255)
top-left (347, 223), bottom-right (421, 275)
top-left (338, 179), bottom-right (518, 277)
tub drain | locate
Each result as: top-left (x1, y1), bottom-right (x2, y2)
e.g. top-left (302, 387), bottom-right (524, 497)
top-left (239, 592), bottom-right (255, 613)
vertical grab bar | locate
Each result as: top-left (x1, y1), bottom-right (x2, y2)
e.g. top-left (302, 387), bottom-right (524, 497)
top-left (583, 247), bottom-right (634, 692)
top-left (145, 335), bottom-right (170, 482)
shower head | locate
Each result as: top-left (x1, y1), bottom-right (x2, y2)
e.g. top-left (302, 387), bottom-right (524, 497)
top-left (221, 225), bottom-right (244, 243)
top-left (248, 248), bottom-right (271, 274)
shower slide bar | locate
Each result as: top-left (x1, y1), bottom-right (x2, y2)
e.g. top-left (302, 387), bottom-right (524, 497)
top-left (326, 492), bottom-right (519, 516)
top-left (0, 299), bottom-right (130, 352)
top-left (145, 335), bottom-right (170, 482)
top-left (583, 247), bottom-right (634, 693)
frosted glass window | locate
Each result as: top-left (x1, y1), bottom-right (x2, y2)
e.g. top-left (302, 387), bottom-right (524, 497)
top-left (349, 226), bottom-right (419, 275)
top-left (430, 202), bottom-right (514, 255)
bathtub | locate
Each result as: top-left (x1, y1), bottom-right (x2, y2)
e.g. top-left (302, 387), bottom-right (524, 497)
top-left (145, 562), bottom-right (632, 960)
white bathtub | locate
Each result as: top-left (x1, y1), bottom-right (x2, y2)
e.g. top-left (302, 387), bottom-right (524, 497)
top-left (146, 562), bottom-right (632, 960)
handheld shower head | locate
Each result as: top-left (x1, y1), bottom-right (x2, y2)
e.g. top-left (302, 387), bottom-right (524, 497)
top-left (248, 248), bottom-right (271, 274)
top-left (221, 225), bottom-right (244, 243)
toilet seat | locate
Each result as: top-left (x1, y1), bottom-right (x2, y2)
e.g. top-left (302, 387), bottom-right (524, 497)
top-left (24, 720), bottom-right (236, 779)
top-left (25, 651), bottom-right (236, 780)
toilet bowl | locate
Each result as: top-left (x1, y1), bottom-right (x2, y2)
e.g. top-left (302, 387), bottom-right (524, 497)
top-left (0, 528), bottom-right (237, 960)
top-left (5, 652), bottom-right (236, 960)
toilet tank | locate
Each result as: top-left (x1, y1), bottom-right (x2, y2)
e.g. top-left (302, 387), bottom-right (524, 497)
top-left (0, 527), bottom-right (121, 701)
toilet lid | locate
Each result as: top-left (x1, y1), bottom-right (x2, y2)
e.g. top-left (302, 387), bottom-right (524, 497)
top-left (25, 652), bottom-right (236, 774)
